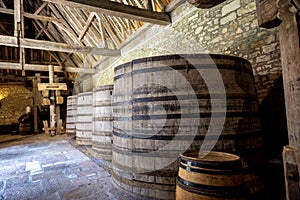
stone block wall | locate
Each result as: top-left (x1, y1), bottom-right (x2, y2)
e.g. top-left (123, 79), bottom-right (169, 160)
top-left (0, 84), bottom-right (33, 125)
top-left (92, 0), bottom-right (281, 104)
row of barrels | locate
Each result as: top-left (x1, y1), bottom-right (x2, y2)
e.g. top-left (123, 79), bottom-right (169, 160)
top-left (66, 85), bottom-right (113, 162)
top-left (66, 54), bottom-right (264, 199)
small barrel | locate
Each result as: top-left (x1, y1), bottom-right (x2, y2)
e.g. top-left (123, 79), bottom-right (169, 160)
top-left (176, 151), bottom-right (246, 200)
top-left (76, 92), bottom-right (93, 146)
top-left (19, 121), bottom-right (32, 135)
top-left (66, 95), bottom-right (77, 136)
top-left (92, 85), bottom-right (113, 161)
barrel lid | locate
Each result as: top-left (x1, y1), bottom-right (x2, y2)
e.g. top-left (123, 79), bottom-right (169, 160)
top-left (181, 150), bottom-right (240, 162)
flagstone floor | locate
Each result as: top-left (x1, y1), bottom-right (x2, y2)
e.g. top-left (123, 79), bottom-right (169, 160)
top-left (0, 134), bottom-right (150, 200)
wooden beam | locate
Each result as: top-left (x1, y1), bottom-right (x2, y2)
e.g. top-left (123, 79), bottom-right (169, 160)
top-left (0, 62), bottom-right (96, 73)
top-left (0, 7), bottom-right (60, 22)
top-left (0, 0), bottom-right (6, 8)
top-left (0, 7), bottom-right (13, 14)
top-left (78, 12), bottom-right (95, 41)
top-left (0, 35), bottom-right (121, 56)
top-left (24, 13), bottom-right (61, 22)
top-left (34, 2), bottom-right (48, 14)
top-left (277, 0), bottom-right (300, 199)
top-left (43, 0), bottom-right (171, 25)
top-left (0, 74), bottom-right (26, 81)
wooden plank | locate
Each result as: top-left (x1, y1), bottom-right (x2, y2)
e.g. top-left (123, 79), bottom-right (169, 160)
top-left (34, 2), bottom-right (48, 14)
top-left (0, 7), bottom-right (59, 22)
top-left (0, 62), bottom-right (96, 73)
top-left (256, 0), bottom-right (281, 28)
top-left (43, 0), bottom-right (171, 25)
top-left (277, 1), bottom-right (300, 199)
top-left (24, 13), bottom-right (61, 22)
top-left (37, 83), bottom-right (67, 91)
top-left (0, 0), bottom-right (6, 8)
top-left (78, 12), bottom-right (95, 41)
top-left (0, 7), bottom-right (13, 14)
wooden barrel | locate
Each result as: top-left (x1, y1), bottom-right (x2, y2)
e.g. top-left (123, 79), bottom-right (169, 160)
top-left (92, 85), bottom-right (113, 161)
top-left (66, 95), bottom-right (77, 136)
top-left (76, 92), bottom-right (93, 146)
top-left (19, 121), bottom-right (32, 135)
top-left (176, 151), bottom-right (247, 200)
top-left (112, 54), bottom-right (263, 199)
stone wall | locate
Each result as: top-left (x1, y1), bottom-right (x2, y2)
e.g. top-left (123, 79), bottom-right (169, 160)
top-left (0, 84), bottom-right (33, 125)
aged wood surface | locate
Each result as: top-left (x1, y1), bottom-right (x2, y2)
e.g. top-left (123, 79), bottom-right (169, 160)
top-left (44, 0), bottom-right (171, 25)
top-left (277, 0), bottom-right (300, 199)
top-left (0, 35), bottom-right (121, 56)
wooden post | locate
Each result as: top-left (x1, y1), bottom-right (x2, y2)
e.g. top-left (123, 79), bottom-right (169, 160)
top-left (32, 73), bottom-right (41, 134)
top-left (277, 0), bottom-right (300, 199)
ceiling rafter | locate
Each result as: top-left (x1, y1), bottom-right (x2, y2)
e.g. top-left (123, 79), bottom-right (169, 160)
top-left (0, 0), bottom-right (6, 8)
top-left (43, 0), bottom-right (171, 25)
top-left (0, 35), bottom-right (121, 56)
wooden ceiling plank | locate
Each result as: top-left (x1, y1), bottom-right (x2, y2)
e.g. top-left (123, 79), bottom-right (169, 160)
top-left (24, 13), bottom-right (61, 22)
top-left (78, 12), bottom-right (95, 41)
top-left (108, 16), bottom-right (125, 41)
top-left (43, 0), bottom-right (171, 25)
top-left (0, 7), bottom-right (13, 14)
top-left (0, 0), bottom-right (6, 8)
top-left (34, 2), bottom-right (48, 14)
top-left (95, 13), bottom-right (108, 49)
top-left (48, 3), bottom-right (82, 45)
top-left (33, 20), bottom-right (49, 39)
top-left (101, 15), bottom-right (122, 47)
top-left (0, 7), bottom-right (59, 23)
top-left (155, 0), bottom-right (165, 11)
top-left (71, 9), bottom-right (100, 47)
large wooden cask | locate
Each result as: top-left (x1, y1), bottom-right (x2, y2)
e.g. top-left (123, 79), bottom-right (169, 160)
top-left (66, 95), bottom-right (77, 136)
top-left (92, 85), bottom-right (113, 161)
top-left (76, 92), bottom-right (93, 146)
top-left (112, 54), bottom-right (263, 199)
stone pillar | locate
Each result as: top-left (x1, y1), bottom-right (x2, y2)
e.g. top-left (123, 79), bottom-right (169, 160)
top-left (277, 0), bottom-right (300, 199)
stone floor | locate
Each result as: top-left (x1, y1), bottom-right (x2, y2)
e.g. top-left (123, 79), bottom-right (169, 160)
top-left (0, 134), bottom-right (150, 200)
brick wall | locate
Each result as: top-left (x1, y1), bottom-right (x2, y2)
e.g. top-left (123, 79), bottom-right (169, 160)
top-left (0, 84), bottom-right (33, 125)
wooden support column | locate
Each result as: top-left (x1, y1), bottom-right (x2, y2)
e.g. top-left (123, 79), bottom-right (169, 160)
top-left (14, 0), bottom-right (25, 75)
top-left (32, 73), bottom-right (41, 134)
top-left (277, 0), bottom-right (300, 199)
